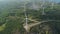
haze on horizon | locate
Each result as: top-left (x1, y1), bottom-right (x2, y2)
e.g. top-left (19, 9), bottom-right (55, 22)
top-left (0, 0), bottom-right (59, 3)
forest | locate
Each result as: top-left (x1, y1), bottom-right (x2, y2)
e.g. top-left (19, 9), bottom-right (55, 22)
top-left (0, 0), bottom-right (60, 34)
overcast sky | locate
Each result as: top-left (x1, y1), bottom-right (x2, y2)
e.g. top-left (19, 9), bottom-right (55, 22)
top-left (55, 0), bottom-right (60, 3)
top-left (0, 0), bottom-right (60, 3)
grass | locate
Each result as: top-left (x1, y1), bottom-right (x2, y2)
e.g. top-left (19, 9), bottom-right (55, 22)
top-left (0, 23), bottom-right (6, 31)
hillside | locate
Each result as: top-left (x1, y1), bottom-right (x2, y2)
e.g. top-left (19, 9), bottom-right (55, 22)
top-left (0, 0), bottom-right (60, 34)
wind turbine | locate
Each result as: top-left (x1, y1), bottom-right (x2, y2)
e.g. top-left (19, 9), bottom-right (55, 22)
top-left (32, 0), bottom-right (36, 10)
top-left (32, 0), bottom-right (40, 10)
top-left (51, 0), bottom-right (54, 9)
top-left (23, 0), bottom-right (31, 33)
top-left (42, 0), bottom-right (46, 15)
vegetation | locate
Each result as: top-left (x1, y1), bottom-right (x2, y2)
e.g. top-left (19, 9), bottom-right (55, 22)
top-left (0, 1), bottom-right (60, 34)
